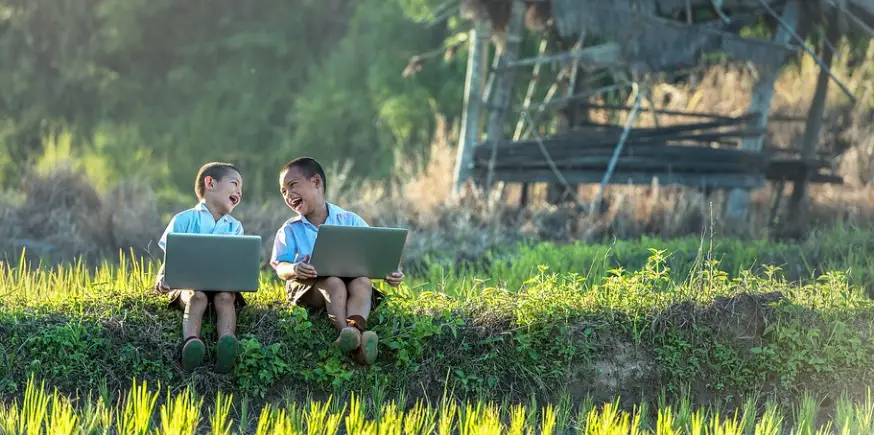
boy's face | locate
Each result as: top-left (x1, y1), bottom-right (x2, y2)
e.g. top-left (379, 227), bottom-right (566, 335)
top-left (204, 170), bottom-right (243, 215)
top-left (280, 167), bottom-right (323, 216)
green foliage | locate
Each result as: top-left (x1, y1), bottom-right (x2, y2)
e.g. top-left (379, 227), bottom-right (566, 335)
top-left (233, 337), bottom-right (289, 399)
top-left (415, 223), bottom-right (874, 298)
top-left (0, 0), bottom-right (459, 199)
top-left (2, 230), bottom-right (874, 411)
top-left (287, 0), bottom-right (461, 178)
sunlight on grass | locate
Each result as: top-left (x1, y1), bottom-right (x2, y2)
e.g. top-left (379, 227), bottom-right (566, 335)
top-left (3, 233), bottom-right (874, 433)
top-left (1, 376), bottom-right (873, 434)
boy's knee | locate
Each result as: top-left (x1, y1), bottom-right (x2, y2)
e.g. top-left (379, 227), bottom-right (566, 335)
top-left (349, 277), bottom-right (372, 294)
top-left (320, 277), bottom-right (347, 301)
top-left (213, 292), bottom-right (235, 306)
top-left (189, 291), bottom-right (209, 306)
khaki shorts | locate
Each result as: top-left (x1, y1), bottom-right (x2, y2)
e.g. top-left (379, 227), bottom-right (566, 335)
top-left (285, 278), bottom-right (384, 309)
top-left (166, 289), bottom-right (247, 310)
top-left (155, 263), bottom-right (247, 310)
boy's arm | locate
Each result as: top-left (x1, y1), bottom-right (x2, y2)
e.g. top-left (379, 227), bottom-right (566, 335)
top-left (273, 261), bottom-right (297, 281)
top-left (157, 214), bottom-right (187, 253)
top-left (155, 215), bottom-right (186, 293)
top-left (272, 260), bottom-right (316, 281)
top-left (353, 214), bottom-right (369, 227)
top-left (270, 226), bottom-right (314, 280)
top-left (154, 262), bottom-right (170, 294)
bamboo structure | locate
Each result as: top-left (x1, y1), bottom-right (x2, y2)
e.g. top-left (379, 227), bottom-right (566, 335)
top-left (441, 0), bottom-right (870, 223)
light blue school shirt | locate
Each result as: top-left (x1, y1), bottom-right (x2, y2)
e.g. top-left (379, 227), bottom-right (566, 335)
top-left (158, 200), bottom-right (244, 252)
top-left (270, 202), bottom-right (368, 268)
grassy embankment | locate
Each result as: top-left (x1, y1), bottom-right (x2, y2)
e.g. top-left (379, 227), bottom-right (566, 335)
top-left (2, 223), bottom-right (874, 432)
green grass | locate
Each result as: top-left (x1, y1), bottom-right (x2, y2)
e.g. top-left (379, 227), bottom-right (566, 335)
top-left (412, 222), bottom-right (874, 296)
top-left (3, 375), bottom-right (874, 434)
top-left (2, 225), bottom-right (874, 432)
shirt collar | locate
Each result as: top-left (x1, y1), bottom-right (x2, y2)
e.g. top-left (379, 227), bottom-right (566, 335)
top-left (194, 200), bottom-right (209, 212)
top-left (195, 200), bottom-right (229, 222)
top-left (289, 202), bottom-right (334, 225)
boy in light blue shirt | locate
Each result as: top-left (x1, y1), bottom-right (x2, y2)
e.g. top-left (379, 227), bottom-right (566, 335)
top-left (270, 157), bottom-right (404, 365)
top-left (154, 161), bottom-right (245, 373)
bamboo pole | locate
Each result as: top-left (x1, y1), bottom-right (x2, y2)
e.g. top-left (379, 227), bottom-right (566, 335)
top-left (724, 0), bottom-right (800, 222)
top-left (589, 83), bottom-right (643, 215)
top-left (512, 36), bottom-right (550, 206)
top-left (512, 37), bottom-right (549, 141)
top-left (787, 10), bottom-right (841, 217)
top-left (484, 0), bottom-right (527, 189)
top-left (452, 19), bottom-right (490, 198)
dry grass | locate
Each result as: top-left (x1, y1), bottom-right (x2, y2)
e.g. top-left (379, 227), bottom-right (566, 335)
top-left (0, 162), bottom-right (164, 265)
top-left (3, 43), bottom-right (874, 268)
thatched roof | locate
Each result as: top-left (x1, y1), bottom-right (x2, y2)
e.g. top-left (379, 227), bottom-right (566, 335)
top-left (551, 0), bottom-right (797, 72)
top-left (460, 0), bottom-right (874, 72)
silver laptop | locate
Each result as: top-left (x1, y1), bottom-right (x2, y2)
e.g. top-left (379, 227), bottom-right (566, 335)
top-left (309, 225), bottom-right (408, 279)
top-left (163, 233), bottom-right (262, 292)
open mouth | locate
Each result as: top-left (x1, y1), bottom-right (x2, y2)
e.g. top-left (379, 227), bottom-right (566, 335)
top-left (290, 198), bottom-right (303, 210)
top-left (229, 195), bottom-right (240, 206)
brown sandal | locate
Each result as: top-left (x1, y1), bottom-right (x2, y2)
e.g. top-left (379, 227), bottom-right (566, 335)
top-left (337, 316), bottom-right (362, 353)
top-left (346, 315), bottom-right (378, 365)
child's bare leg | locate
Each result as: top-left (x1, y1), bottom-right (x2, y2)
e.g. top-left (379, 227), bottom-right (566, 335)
top-left (312, 277), bottom-right (365, 353)
top-left (315, 277), bottom-right (349, 331)
top-left (347, 277), bottom-right (378, 365)
top-left (213, 292), bottom-right (237, 338)
top-left (212, 292), bottom-right (240, 374)
top-left (346, 277), bottom-right (373, 320)
top-left (176, 290), bottom-right (208, 371)
top-left (177, 291), bottom-right (208, 338)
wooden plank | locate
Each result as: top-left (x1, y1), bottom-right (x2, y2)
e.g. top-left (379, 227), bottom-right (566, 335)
top-left (653, 0), bottom-right (769, 15)
top-left (510, 114), bottom-right (757, 140)
top-left (475, 150), bottom-right (765, 170)
top-left (487, 157), bottom-right (761, 173)
top-left (498, 42), bottom-right (623, 71)
top-left (474, 141), bottom-right (768, 163)
top-left (547, 116), bottom-right (756, 138)
top-left (480, 169), bottom-right (766, 189)
top-left (475, 125), bottom-right (764, 157)
top-left (766, 161), bottom-right (834, 180)
top-left (805, 174), bottom-right (844, 184)
top-left (478, 128), bottom-right (766, 156)
top-left (580, 103), bottom-right (807, 123)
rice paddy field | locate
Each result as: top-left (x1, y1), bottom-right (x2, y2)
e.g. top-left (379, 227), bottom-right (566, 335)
top-left (3, 222), bottom-right (874, 433)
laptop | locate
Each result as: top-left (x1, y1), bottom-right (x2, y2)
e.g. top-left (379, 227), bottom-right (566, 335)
top-left (163, 233), bottom-right (262, 292)
top-left (309, 225), bottom-right (408, 279)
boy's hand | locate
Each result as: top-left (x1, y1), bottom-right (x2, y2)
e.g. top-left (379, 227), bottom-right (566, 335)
top-left (385, 270), bottom-right (404, 287)
top-left (154, 277), bottom-right (171, 294)
top-left (293, 256), bottom-right (317, 280)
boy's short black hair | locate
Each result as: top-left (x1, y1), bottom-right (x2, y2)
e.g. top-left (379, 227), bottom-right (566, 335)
top-left (281, 157), bottom-right (326, 193)
top-left (195, 162), bottom-right (240, 200)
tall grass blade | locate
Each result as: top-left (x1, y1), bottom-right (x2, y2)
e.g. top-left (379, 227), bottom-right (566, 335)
top-left (210, 391), bottom-right (234, 435)
top-left (117, 379), bottom-right (158, 435)
top-left (47, 388), bottom-right (80, 435)
top-left (158, 386), bottom-right (201, 435)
